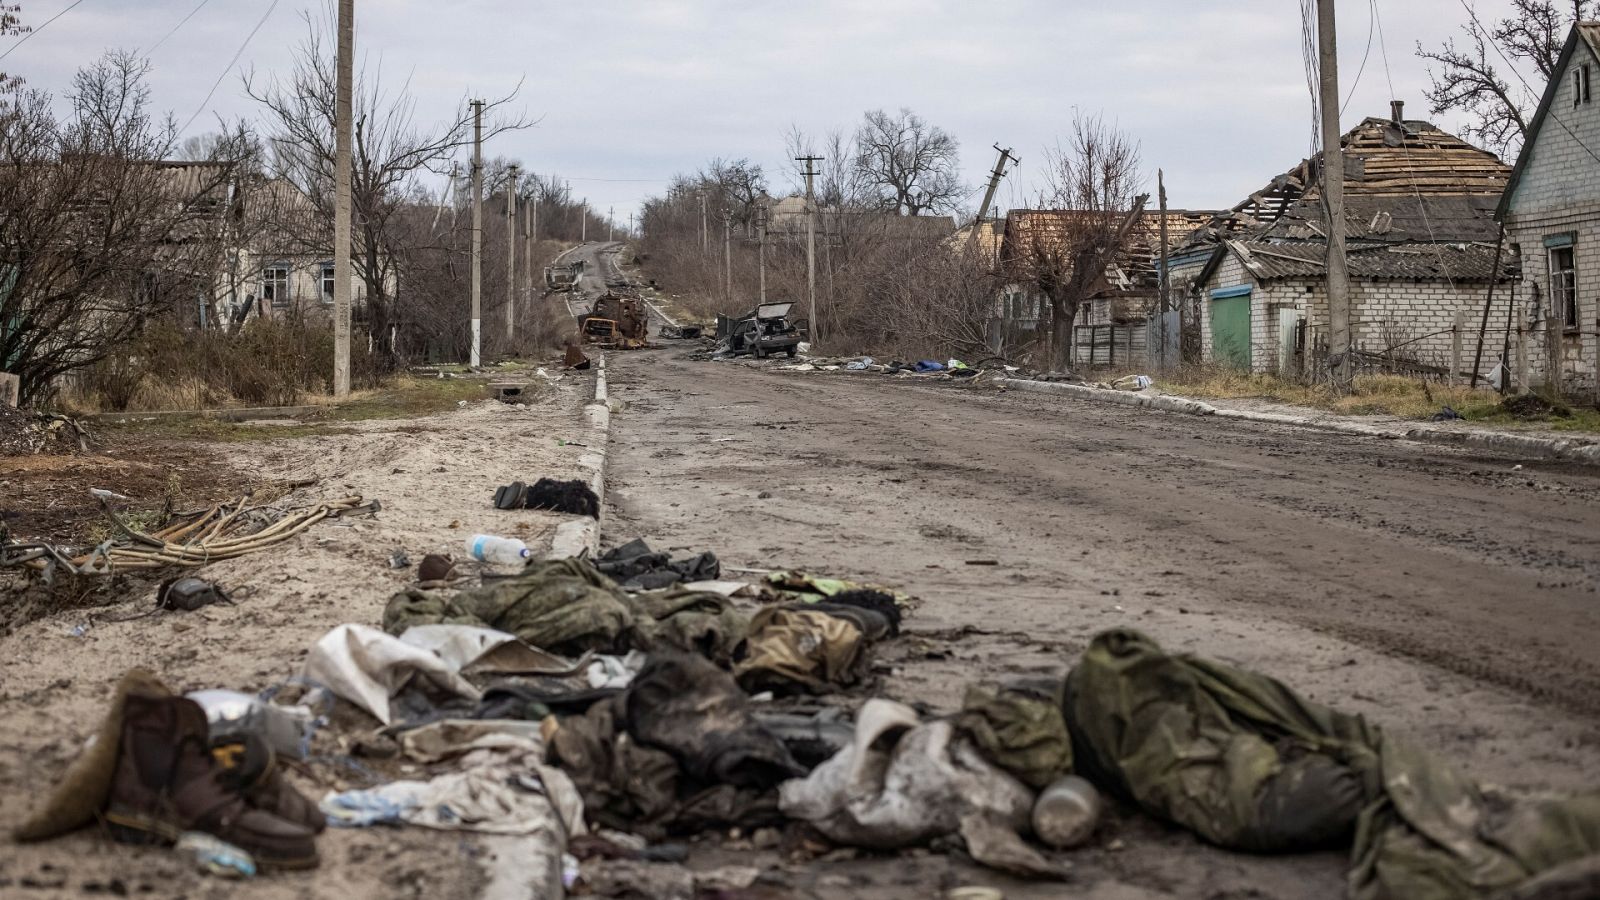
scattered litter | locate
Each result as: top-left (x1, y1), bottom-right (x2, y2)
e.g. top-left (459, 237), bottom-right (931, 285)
top-left (596, 538), bottom-right (720, 591)
top-left (846, 357), bottom-right (875, 370)
top-left (964, 560), bottom-right (999, 567)
top-left (388, 551), bottom-right (411, 570)
top-left (1111, 374), bottom-right (1153, 391)
top-left (418, 553), bottom-right (455, 582)
top-left (1430, 405), bottom-right (1463, 421)
top-left (2, 495), bottom-right (377, 577)
top-left (303, 624), bottom-right (481, 725)
top-left (1031, 776), bottom-right (1102, 849)
top-left (494, 478), bottom-right (600, 517)
top-left (464, 534), bottom-right (530, 565)
top-left (188, 687), bottom-right (327, 760)
top-left (915, 360), bottom-right (946, 373)
top-left (177, 831), bottom-right (256, 879)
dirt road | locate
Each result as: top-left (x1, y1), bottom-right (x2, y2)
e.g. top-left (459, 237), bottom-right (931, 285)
top-left (603, 348), bottom-right (1600, 898)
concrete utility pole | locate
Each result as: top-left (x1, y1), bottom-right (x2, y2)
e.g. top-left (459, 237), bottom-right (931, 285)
top-left (524, 197), bottom-right (534, 306)
top-left (756, 201), bottom-right (768, 304)
top-left (968, 144), bottom-right (1017, 255)
top-left (332, 0), bottom-right (354, 398)
top-left (469, 99), bottom-right (484, 367)
top-left (723, 209), bottom-right (732, 303)
top-left (1318, 0), bottom-right (1353, 390)
top-left (700, 194), bottom-right (708, 253)
top-left (530, 183), bottom-right (538, 245)
top-left (797, 155), bottom-right (822, 344)
top-left (580, 198), bottom-right (587, 243)
top-left (506, 163), bottom-right (519, 341)
top-left (1157, 169), bottom-right (1172, 370)
top-left (608, 205), bottom-right (614, 242)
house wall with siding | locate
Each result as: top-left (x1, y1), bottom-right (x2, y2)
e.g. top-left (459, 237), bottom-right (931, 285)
top-left (1502, 39), bottom-right (1600, 392)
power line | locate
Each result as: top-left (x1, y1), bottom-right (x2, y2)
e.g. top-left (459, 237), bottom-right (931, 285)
top-left (1455, 0), bottom-right (1600, 166)
top-left (177, 0), bottom-right (278, 137)
top-left (144, 0), bottom-right (211, 57)
top-left (1340, 0), bottom-right (1376, 115)
top-left (0, 0), bottom-right (87, 64)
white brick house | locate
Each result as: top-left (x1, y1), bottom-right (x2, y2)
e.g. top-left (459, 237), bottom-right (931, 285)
top-left (1498, 21), bottom-right (1600, 398)
top-left (1194, 240), bottom-right (1515, 375)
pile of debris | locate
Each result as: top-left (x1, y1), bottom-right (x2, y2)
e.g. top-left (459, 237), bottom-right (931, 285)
top-left (0, 406), bottom-right (91, 457)
top-left (12, 532), bottom-right (1600, 897)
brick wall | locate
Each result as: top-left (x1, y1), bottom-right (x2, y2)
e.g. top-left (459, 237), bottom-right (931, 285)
top-left (1502, 45), bottom-right (1600, 394)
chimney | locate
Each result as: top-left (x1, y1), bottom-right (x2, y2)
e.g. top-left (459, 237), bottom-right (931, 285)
top-left (1390, 100), bottom-right (1405, 124)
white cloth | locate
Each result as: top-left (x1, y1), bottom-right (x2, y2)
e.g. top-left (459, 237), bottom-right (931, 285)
top-left (303, 624), bottom-right (481, 726)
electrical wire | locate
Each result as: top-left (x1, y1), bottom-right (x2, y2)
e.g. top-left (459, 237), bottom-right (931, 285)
top-left (1456, 0), bottom-right (1600, 166)
top-left (1341, 0), bottom-right (1377, 115)
top-left (176, 0), bottom-right (277, 137)
top-left (0, 0), bottom-right (86, 63)
top-left (144, 0), bottom-right (211, 57)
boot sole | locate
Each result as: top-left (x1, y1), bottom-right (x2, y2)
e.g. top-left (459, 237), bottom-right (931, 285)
top-left (104, 809), bottom-right (320, 871)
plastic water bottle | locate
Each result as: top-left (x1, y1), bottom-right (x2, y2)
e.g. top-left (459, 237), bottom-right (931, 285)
top-left (465, 534), bottom-right (530, 565)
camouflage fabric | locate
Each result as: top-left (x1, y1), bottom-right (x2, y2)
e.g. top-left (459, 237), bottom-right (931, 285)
top-left (1065, 629), bottom-right (1600, 899)
top-left (384, 559), bottom-right (749, 663)
top-left (384, 558), bottom-right (635, 656)
top-left (957, 684), bottom-right (1074, 791)
top-left (732, 607), bottom-right (868, 694)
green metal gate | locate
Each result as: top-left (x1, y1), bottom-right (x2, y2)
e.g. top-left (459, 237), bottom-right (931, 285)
top-left (1210, 287), bottom-right (1252, 370)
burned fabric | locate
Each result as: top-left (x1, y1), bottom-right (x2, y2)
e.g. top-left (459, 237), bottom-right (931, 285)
top-left (733, 607), bottom-right (870, 695)
top-left (547, 654), bottom-right (799, 839)
top-left (764, 570), bottom-right (915, 609)
top-left (958, 684), bottom-right (1074, 790)
top-left (596, 538), bottom-right (721, 591)
top-left (779, 698), bottom-right (1060, 878)
top-left (384, 558), bottom-right (633, 656)
top-left (526, 478), bottom-right (600, 518)
top-left (1064, 628), bottom-right (1600, 899)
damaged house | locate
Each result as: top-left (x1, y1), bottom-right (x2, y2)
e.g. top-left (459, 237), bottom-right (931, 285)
top-left (994, 208), bottom-right (1214, 365)
top-left (1174, 103), bottom-right (1517, 376)
top-left (1497, 21), bottom-right (1600, 397)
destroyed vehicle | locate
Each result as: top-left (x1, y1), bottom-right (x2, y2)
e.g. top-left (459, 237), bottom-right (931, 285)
top-left (544, 260), bottom-right (585, 292)
top-left (579, 291), bottom-right (649, 346)
top-left (717, 302), bottom-right (804, 359)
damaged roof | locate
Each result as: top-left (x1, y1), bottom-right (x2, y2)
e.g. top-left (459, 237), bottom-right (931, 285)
top-left (1227, 240), bottom-right (1514, 283)
top-left (1189, 111), bottom-right (1509, 246)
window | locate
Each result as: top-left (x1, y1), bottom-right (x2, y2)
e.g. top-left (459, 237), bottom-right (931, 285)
top-left (1549, 244), bottom-right (1577, 331)
top-left (1576, 64), bottom-right (1593, 106)
top-left (321, 264), bottom-right (335, 305)
top-left (262, 265), bottom-right (290, 309)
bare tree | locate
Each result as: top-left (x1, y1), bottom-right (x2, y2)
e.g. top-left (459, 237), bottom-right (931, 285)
top-left (245, 7), bottom-right (531, 367)
top-left (1012, 114), bottom-right (1146, 372)
top-left (852, 108), bottom-right (963, 216)
top-left (1417, 0), bottom-right (1595, 155)
top-left (0, 51), bottom-right (255, 403)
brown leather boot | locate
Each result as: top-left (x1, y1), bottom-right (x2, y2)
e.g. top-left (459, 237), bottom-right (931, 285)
top-left (104, 692), bottom-right (319, 870)
top-left (212, 735), bottom-right (326, 834)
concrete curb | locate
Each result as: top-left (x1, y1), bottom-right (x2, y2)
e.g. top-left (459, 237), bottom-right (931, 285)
top-left (999, 376), bottom-right (1600, 465)
top-left (550, 355), bottom-right (609, 558)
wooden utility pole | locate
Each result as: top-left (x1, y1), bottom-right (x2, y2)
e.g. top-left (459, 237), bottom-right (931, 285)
top-left (1157, 168), bottom-right (1172, 371)
top-left (469, 99), bottom-right (483, 367)
top-left (797, 155), bottom-right (822, 344)
top-left (506, 164), bottom-right (519, 341)
top-left (1318, 0), bottom-right (1353, 390)
top-left (968, 144), bottom-right (1017, 255)
top-left (332, 0), bottom-right (354, 397)
top-left (723, 209), bottom-right (732, 303)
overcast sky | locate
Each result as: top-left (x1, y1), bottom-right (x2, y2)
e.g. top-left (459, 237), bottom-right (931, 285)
top-left (2, 0), bottom-right (1550, 224)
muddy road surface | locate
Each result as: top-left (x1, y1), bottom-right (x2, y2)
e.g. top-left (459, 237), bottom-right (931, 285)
top-left (604, 348), bottom-right (1600, 898)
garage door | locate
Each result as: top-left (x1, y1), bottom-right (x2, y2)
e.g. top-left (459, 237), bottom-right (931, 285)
top-left (1210, 289), bottom-right (1252, 370)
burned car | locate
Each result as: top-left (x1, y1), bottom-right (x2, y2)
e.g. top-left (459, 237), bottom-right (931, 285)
top-left (717, 301), bottom-right (805, 359)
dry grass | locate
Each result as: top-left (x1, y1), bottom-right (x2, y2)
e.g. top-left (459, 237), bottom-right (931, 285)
top-left (1155, 367), bottom-right (1600, 433)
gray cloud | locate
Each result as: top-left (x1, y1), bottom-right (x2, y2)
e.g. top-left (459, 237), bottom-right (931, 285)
top-left (2, 0), bottom-right (1540, 221)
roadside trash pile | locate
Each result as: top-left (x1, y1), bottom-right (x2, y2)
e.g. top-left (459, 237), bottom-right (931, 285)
top-left (0, 492), bottom-right (379, 582)
top-left (700, 347), bottom-right (1167, 396)
top-left (12, 534), bottom-right (1599, 896)
top-left (0, 405), bottom-right (91, 456)
top-left (493, 478), bottom-right (601, 517)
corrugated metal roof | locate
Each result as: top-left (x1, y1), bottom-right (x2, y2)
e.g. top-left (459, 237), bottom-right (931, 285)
top-left (1229, 240), bottom-right (1513, 282)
